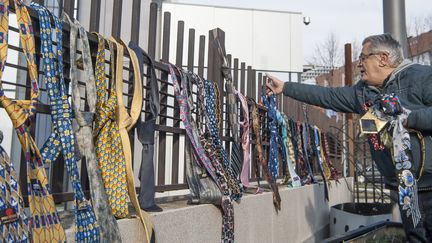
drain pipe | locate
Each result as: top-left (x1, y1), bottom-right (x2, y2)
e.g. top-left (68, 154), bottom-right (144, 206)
top-left (383, 0), bottom-right (408, 57)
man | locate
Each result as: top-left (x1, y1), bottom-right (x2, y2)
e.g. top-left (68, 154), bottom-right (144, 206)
top-left (266, 33), bottom-right (432, 242)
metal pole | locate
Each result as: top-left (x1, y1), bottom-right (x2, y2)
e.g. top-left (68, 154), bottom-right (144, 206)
top-left (383, 0), bottom-right (408, 57)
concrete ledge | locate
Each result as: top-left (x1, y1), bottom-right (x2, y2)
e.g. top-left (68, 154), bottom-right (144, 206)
top-left (66, 178), bottom-right (354, 242)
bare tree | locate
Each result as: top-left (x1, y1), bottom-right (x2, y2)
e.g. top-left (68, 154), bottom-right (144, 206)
top-left (351, 39), bottom-right (361, 62)
top-left (407, 14), bottom-right (432, 37)
top-left (308, 33), bottom-right (343, 68)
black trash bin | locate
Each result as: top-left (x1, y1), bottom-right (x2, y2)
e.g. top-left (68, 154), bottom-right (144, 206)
top-left (329, 202), bottom-right (393, 237)
top-left (323, 221), bottom-right (405, 243)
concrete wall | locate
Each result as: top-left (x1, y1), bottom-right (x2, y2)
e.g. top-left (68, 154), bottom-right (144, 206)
top-left (66, 178), bottom-right (353, 242)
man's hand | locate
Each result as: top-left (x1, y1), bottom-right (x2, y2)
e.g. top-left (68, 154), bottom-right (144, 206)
top-left (265, 73), bottom-right (284, 96)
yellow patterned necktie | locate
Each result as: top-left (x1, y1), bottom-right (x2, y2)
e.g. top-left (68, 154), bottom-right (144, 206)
top-left (0, 0), bottom-right (66, 242)
top-left (93, 33), bottom-right (129, 219)
top-left (110, 37), bottom-right (153, 243)
top-left (315, 127), bottom-right (331, 180)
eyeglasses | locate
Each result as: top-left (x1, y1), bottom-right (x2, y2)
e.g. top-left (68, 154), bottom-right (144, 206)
top-left (358, 52), bottom-right (388, 63)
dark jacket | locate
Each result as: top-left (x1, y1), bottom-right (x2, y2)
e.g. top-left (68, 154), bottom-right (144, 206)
top-left (283, 60), bottom-right (432, 189)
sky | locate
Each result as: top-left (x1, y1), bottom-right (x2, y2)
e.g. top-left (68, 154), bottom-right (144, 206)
top-left (169, 0), bottom-right (432, 63)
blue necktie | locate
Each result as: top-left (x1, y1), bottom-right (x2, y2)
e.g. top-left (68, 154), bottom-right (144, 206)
top-left (31, 3), bottom-right (100, 241)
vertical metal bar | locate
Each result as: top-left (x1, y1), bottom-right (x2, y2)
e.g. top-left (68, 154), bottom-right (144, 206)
top-left (247, 66), bottom-right (252, 97)
top-left (207, 30), bottom-right (215, 81)
top-left (187, 29), bottom-right (195, 71)
top-left (157, 12), bottom-right (171, 186)
top-left (198, 35), bottom-right (205, 78)
top-left (233, 58), bottom-right (239, 90)
top-left (148, 3), bottom-right (158, 59)
top-left (63, 0), bottom-right (75, 17)
top-left (251, 69), bottom-right (256, 101)
top-left (111, 0), bottom-right (123, 39)
top-left (89, 0), bottom-right (101, 32)
top-left (171, 21), bottom-right (184, 185)
top-left (257, 72), bottom-right (263, 101)
top-left (130, 0), bottom-right (141, 43)
top-left (240, 62), bottom-right (246, 95)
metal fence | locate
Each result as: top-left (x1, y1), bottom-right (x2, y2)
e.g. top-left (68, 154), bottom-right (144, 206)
top-left (0, 0), bottom-right (346, 206)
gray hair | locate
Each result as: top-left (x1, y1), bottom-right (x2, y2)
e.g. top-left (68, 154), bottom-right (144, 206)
top-left (362, 33), bottom-right (404, 66)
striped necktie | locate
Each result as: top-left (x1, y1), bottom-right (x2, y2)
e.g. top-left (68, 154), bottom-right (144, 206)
top-left (0, 1), bottom-right (66, 241)
top-left (277, 112), bottom-right (301, 188)
top-left (31, 3), bottom-right (100, 241)
top-left (93, 33), bottom-right (129, 219)
top-left (64, 13), bottom-right (121, 242)
top-left (0, 129), bottom-right (30, 242)
top-left (109, 37), bottom-right (154, 243)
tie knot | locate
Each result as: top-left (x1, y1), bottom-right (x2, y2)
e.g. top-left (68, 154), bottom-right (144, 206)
top-left (76, 111), bottom-right (94, 127)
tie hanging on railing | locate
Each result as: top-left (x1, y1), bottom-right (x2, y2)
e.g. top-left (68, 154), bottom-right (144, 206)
top-left (93, 33), bottom-right (130, 219)
top-left (110, 37), bottom-right (154, 243)
top-left (168, 64), bottom-right (235, 243)
top-left (312, 126), bottom-right (329, 201)
top-left (129, 42), bottom-right (162, 212)
top-left (64, 13), bottom-right (122, 242)
top-left (31, 3), bottom-right (100, 241)
top-left (301, 123), bottom-right (316, 184)
top-left (213, 37), bottom-right (242, 178)
top-left (0, 1), bottom-right (66, 241)
top-left (250, 97), bottom-right (281, 210)
top-left (278, 112), bottom-right (301, 188)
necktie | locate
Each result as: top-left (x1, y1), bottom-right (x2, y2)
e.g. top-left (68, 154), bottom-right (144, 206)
top-left (168, 64), bottom-right (234, 243)
top-left (237, 91), bottom-right (254, 190)
top-left (261, 94), bottom-right (279, 182)
top-left (93, 33), bottom-right (129, 219)
top-left (64, 13), bottom-right (122, 242)
top-left (110, 37), bottom-right (154, 243)
top-left (375, 94), bottom-right (421, 227)
top-left (313, 127), bottom-right (331, 182)
top-left (31, 3), bottom-right (100, 241)
top-left (0, 129), bottom-right (30, 242)
top-left (214, 40), bottom-right (242, 177)
top-left (0, 1), bottom-right (66, 241)
top-left (321, 132), bottom-right (339, 181)
top-left (203, 78), bottom-right (243, 201)
top-left (249, 98), bottom-right (281, 210)
top-left (128, 42), bottom-right (161, 212)
top-left (301, 123), bottom-right (316, 184)
top-left (312, 126), bottom-right (329, 200)
top-left (277, 112), bottom-right (301, 188)
top-left (295, 122), bottom-right (311, 184)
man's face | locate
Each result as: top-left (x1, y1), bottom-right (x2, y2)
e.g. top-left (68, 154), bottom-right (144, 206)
top-left (357, 42), bottom-right (387, 87)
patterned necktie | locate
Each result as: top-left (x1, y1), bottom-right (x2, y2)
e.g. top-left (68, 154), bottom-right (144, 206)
top-left (277, 112), bottom-right (301, 188)
top-left (64, 13), bottom-right (122, 242)
top-left (295, 122), bottom-right (311, 184)
top-left (0, 129), bottom-right (30, 242)
top-left (321, 132), bottom-right (339, 182)
top-left (312, 126), bottom-right (329, 200)
top-left (110, 37), bottom-right (154, 243)
top-left (214, 40), bottom-right (242, 177)
top-left (168, 64), bottom-right (235, 242)
top-left (301, 123), bottom-right (316, 184)
top-left (31, 3), bottom-right (100, 241)
top-left (249, 98), bottom-right (281, 210)
top-left (0, 1), bottom-right (66, 241)
top-left (261, 94), bottom-right (279, 182)
top-left (93, 33), bottom-right (129, 219)
top-left (203, 78), bottom-right (243, 201)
